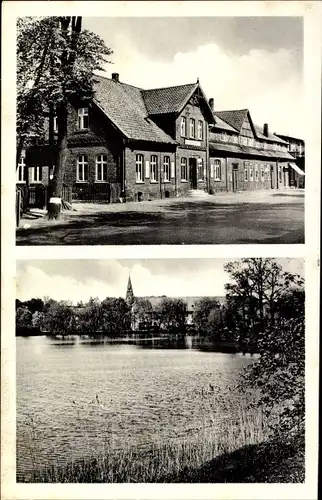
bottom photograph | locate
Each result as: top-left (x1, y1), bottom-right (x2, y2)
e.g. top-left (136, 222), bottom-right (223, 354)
top-left (16, 258), bottom-right (305, 483)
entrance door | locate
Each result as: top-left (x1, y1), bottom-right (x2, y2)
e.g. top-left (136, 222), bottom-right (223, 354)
top-left (232, 164), bottom-right (238, 192)
top-left (189, 158), bottom-right (197, 189)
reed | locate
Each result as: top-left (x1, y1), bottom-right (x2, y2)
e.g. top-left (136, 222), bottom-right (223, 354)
top-left (18, 405), bottom-right (269, 483)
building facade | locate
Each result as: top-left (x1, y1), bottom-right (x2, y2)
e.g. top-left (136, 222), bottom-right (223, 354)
top-left (209, 108), bottom-right (296, 193)
top-left (274, 133), bottom-right (305, 188)
top-left (17, 72), bottom-right (303, 205)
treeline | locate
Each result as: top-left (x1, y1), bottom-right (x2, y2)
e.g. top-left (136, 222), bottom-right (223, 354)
top-left (16, 297), bottom-right (131, 336)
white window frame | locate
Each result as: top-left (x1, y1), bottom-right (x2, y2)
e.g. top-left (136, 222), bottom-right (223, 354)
top-left (163, 156), bottom-right (171, 182)
top-left (181, 157), bottom-right (188, 182)
top-left (249, 164), bottom-right (254, 181)
top-left (78, 107), bottom-right (89, 130)
top-left (278, 165), bottom-right (282, 183)
top-left (197, 120), bottom-right (203, 140)
top-left (77, 155), bottom-right (89, 182)
top-left (210, 161), bottom-right (214, 179)
top-left (17, 156), bottom-right (26, 183)
top-left (53, 116), bottom-right (58, 133)
top-left (180, 116), bottom-right (187, 137)
top-left (266, 164), bottom-right (271, 179)
top-left (255, 165), bottom-right (259, 181)
top-left (260, 165), bottom-right (265, 181)
top-left (244, 167), bottom-right (248, 182)
top-left (150, 155), bottom-right (158, 182)
top-left (31, 166), bottom-right (43, 183)
top-left (136, 154), bottom-right (144, 183)
top-left (214, 159), bottom-right (221, 181)
top-left (95, 154), bottom-right (108, 182)
top-left (189, 118), bottom-right (196, 139)
top-left (197, 158), bottom-right (204, 181)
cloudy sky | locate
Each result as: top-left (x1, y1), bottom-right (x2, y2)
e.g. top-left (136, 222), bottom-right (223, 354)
top-left (83, 16), bottom-right (303, 137)
top-left (16, 258), bottom-right (304, 304)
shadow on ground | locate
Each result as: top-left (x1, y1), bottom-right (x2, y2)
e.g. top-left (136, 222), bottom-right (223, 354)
top-left (160, 439), bottom-right (305, 483)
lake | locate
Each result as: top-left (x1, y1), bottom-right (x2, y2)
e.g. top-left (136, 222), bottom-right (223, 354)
top-left (16, 336), bottom-right (255, 479)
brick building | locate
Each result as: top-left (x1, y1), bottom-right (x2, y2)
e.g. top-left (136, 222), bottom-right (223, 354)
top-left (17, 72), bottom-right (302, 204)
top-left (209, 108), bottom-right (297, 193)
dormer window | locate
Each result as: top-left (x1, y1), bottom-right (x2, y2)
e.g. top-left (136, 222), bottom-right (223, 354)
top-left (180, 116), bottom-right (187, 137)
top-left (78, 108), bottom-right (89, 130)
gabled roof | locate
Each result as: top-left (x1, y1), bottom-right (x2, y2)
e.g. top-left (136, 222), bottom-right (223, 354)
top-left (215, 109), bottom-right (249, 133)
top-left (274, 133), bottom-right (304, 143)
top-left (93, 75), bottom-right (177, 145)
top-left (215, 108), bottom-right (289, 145)
top-left (254, 125), bottom-right (288, 144)
top-left (142, 83), bottom-right (198, 115)
top-left (212, 114), bottom-right (238, 133)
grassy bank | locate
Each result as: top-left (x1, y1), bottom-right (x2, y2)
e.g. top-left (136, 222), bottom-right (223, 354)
top-left (18, 406), bottom-right (275, 483)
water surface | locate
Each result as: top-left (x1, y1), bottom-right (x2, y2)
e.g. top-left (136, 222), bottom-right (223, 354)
top-left (17, 336), bottom-right (254, 477)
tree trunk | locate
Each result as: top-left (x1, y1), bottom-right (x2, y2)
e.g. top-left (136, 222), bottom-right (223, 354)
top-left (47, 103), bottom-right (67, 219)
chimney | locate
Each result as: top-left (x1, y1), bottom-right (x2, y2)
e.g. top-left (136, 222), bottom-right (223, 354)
top-left (112, 73), bottom-right (119, 82)
top-left (209, 98), bottom-right (214, 112)
top-left (263, 123), bottom-right (269, 137)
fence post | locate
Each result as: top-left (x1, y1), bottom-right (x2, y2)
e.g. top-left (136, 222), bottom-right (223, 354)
top-left (16, 190), bottom-right (21, 227)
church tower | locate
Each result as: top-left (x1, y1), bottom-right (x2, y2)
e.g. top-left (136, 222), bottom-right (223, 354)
top-left (125, 274), bottom-right (135, 307)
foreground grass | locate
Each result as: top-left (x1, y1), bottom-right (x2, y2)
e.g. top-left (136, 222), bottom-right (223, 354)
top-left (19, 407), bottom-right (272, 483)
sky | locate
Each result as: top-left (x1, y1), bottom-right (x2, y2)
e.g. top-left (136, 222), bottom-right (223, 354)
top-left (83, 17), bottom-right (304, 137)
top-left (16, 258), bottom-right (304, 304)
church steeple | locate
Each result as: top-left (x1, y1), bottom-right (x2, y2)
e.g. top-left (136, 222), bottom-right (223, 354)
top-left (126, 274), bottom-right (134, 306)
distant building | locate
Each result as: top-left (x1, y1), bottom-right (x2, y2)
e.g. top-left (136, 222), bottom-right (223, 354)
top-left (125, 274), bottom-right (224, 331)
top-left (17, 72), bottom-right (302, 206)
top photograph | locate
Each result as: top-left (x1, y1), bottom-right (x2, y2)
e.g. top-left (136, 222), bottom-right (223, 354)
top-left (15, 16), bottom-right (305, 246)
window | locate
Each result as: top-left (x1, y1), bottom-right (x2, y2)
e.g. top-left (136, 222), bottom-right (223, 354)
top-left (214, 159), bottom-right (221, 181)
top-left (197, 120), bottom-right (203, 140)
top-left (244, 167), bottom-right (248, 181)
top-left (261, 166), bottom-right (265, 181)
top-left (255, 165), bottom-right (259, 181)
top-left (163, 156), bottom-right (171, 182)
top-left (78, 108), bottom-right (89, 130)
top-left (278, 165), bottom-right (282, 183)
top-left (189, 118), bottom-right (195, 138)
top-left (180, 116), bottom-right (187, 137)
top-left (53, 116), bottom-right (58, 133)
top-left (77, 155), bottom-right (89, 181)
top-left (136, 154), bottom-right (144, 183)
top-left (266, 164), bottom-right (271, 180)
top-left (31, 166), bottom-right (42, 182)
top-left (96, 154), bottom-right (108, 181)
top-left (249, 164), bottom-right (254, 181)
top-left (197, 158), bottom-right (204, 181)
top-left (17, 156), bottom-right (25, 182)
top-left (181, 157), bottom-right (188, 181)
top-left (150, 155), bottom-right (158, 182)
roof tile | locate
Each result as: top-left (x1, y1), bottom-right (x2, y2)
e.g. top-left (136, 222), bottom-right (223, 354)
top-left (93, 75), bottom-right (177, 144)
top-left (142, 83), bottom-right (197, 115)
